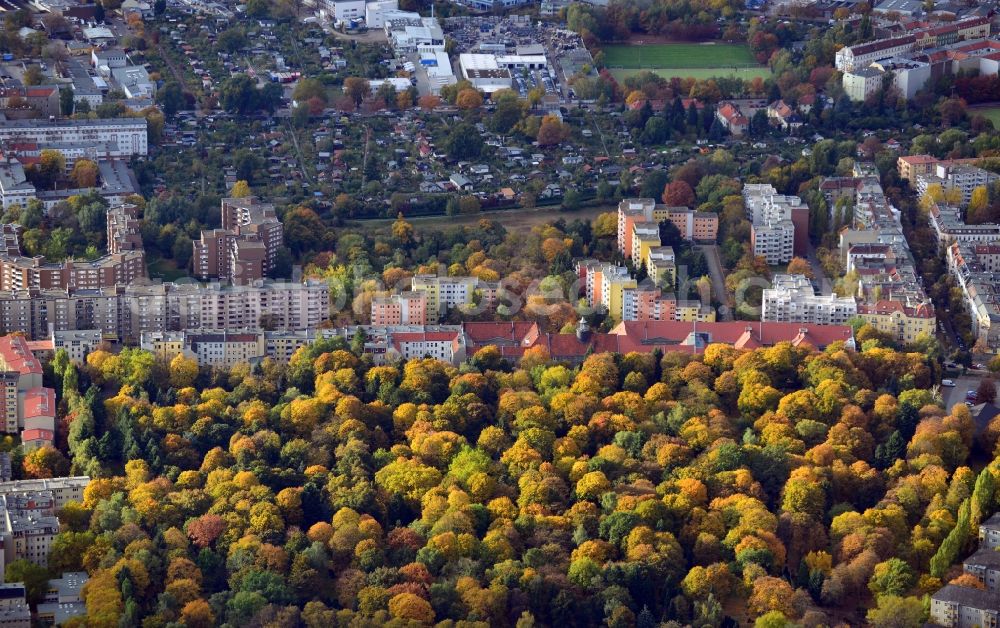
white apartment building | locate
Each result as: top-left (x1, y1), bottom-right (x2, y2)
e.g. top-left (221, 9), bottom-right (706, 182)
top-left (843, 67), bottom-right (885, 102)
top-left (929, 203), bottom-right (1000, 247)
top-left (762, 274), bottom-right (858, 325)
top-left (0, 477), bottom-right (89, 509)
top-left (743, 184), bottom-right (806, 265)
top-left (0, 491), bottom-right (63, 569)
top-left (0, 119), bottom-right (148, 157)
top-left (930, 584), bottom-right (1000, 628)
top-left (50, 329), bottom-right (102, 363)
top-left (917, 163), bottom-right (999, 207)
top-left (187, 332), bottom-right (266, 367)
top-left (410, 275), bottom-right (478, 319)
top-left (390, 330), bottom-right (461, 362)
top-left (835, 34), bottom-right (916, 72)
top-left (0, 160), bottom-right (34, 210)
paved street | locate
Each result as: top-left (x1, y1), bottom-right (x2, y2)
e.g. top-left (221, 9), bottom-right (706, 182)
top-left (697, 244), bottom-right (734, 321)
top-left (941, 375), bottom-right (999, 434)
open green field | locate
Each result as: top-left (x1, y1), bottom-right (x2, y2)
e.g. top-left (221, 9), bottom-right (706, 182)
top-left (602, 42), bottom-right (758, 68)
top-left (609, 67), bottom-right (772, 82)
top-left (971, 106), bottom-right (1000, 128)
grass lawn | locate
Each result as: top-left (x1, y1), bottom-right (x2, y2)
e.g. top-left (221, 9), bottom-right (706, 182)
top-left (148, 257), bottom-right (188, 282)
top-left (971, 106), bottom-right (1000, 128)
top-left (602, 42), bottom-right (758, 69)
top-left (609, 67), bottom-right (772, 82)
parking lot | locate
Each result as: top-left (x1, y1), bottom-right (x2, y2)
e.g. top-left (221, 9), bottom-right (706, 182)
top-left (941, 375), bottom-right (999, 432)
top-left (442, 15), bottom-right (595, 101)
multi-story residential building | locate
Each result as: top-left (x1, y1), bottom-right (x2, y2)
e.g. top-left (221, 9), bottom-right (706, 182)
top-left (0, 251), bottom-right (146, 292)
top-left (601, 272), bottom-right (637, 323)
top-left (930, 203), bottom-right (1000, 247)
top-left (0, 202), bottom-right (146, 292)
top-left (674, 299), bottom-right (717, 322)
top-left (856, 299), bottom-right (935, 344)
top-left (963, 549), bottom-right (1000, 592)
top-left (0, 583), bottom-right (30, 628)
top-left (37, 572), bottom-right (87, 626)
top-left (947, 242), bottom-right (1000, 352)
top-left (930, 584), bottom-right (1000, 628)
top-left (139, 331), bottom-right (186, 359)
top-left (50, 329), bottom-right (102, 363)
top-left (0, 491), bottom-right (61, 569)
top-left (981, 513), bottom-right (1000, 549)
top-left (645, 246), bottom-right (676, 290)
top-left (842, 175), bottom-right (937, 343)
top-left (843, 66), bottom-right (885, 102)
top-left (630, 221), bottom-right (661, 266)
top-left (193, 198), bottom-right (284, 285)
top-left (465, 320), bottom-right (854, 363)
top-left (616, 199), bottom-right (716, 257)
top-left (743, 184), bottom-right (809, 265)
top-left (0, 280), bottom-right (330, 343)
top-left (835, 34), bottom-right (916, 71)
top-left (389, 330), bottom-right (463, 362)
top-left (0, 336), bottom-right (54, 448)
top-left (106, 203), bottom-right (143, 255)
top-left (0, 85), bottom-right (60, 117)
top-left (371, 291), bottom-right (427, 326)
top-left (898, 154), bottom-right (942, 182)
top-left (621, 285), bottom-right (676, 322)
top-left (0, 118), bottom-right (148, 157)
top-left (186, 332), bottom-right (266, 368)
top-left (410, 275), bottom-right (479, 320)
top-left (263, 330), bottom-right (315, 363)
top-left (762, 274), bottom-right (858, 325)
top-left (917, 163), bottom-right (999, 207)
top-left (0, 477), bottom-right (89, 509)
top-left (0, 159), bottom-right (35, 210)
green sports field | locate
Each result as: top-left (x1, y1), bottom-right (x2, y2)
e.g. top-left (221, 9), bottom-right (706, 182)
top-left (609, 67), bottom-right (772, 82)
top-left (601, 43), bottom-right (769, 81)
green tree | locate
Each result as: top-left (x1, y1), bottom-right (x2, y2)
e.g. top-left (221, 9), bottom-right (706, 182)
top-left (156, 81), bottom-right (186, 117)
top-left (866, 595), bottom-right (927, 628)
top-left (60, 85), bottom-right (74, 116)
top-left (444, 123), bottom-right (483, 160)
top-left (5, 559), bottom-right (49, 605)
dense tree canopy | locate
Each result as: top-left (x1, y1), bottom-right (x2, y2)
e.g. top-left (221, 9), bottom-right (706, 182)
top-left (29, 324), bottom-right (989, 626)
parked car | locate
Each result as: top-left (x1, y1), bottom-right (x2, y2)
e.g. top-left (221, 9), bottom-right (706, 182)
top-left (942, 379), bottom-right (956, 387)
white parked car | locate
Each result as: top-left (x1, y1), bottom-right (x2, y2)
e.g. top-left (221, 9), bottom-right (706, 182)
top-left (941, 379), bottom-right (956, 387)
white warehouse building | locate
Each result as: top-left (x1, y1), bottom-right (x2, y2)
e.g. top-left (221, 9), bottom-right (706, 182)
top-left (459, 54), bottom-right (513, 93)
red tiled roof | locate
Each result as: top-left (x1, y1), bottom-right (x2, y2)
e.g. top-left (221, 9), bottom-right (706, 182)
top-left (393, 332), bottom-right (459, 342)
top-left (463, 321), bottom-right (540, 347)
top-left (463, 321), bottom-right (854, 361)
top-left (848, 35), bottom-right (915, 57)
top-left (899, 154), bottom-right (938, 165)
top-left (0, 336), bottom-right (42, 376)
top-left (25, 340), bottom-right (53, 353)
top-left (21, 428), bottom-right (54, 443)
top-left (23, 387), bottom-right (55, 419)
top-left (856, 299), bottom-right (935, 317)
